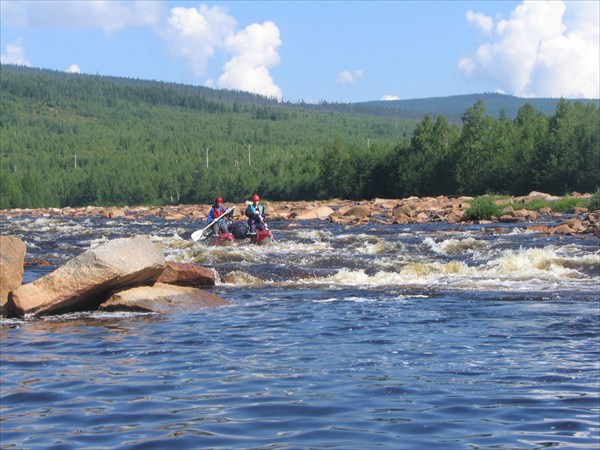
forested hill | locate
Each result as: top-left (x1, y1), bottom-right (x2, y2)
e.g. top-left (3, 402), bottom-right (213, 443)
top-left (1, 64), bottom-right (598, 209)
top-left (4, 64), bottom-right (597, 120)
top-left (0, 64), bottom-right (416, 208)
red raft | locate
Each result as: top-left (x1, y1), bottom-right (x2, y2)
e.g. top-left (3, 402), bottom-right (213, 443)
top-left (206, 233), bottom-right (235, 247)
top-left (250, 229), bottom-right (273, 246)
top-left (206, 229), bottom-right (273, 247)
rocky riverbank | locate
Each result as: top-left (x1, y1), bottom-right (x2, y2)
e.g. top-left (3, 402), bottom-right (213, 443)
top-left (2, 192), bottom-right (598, 237)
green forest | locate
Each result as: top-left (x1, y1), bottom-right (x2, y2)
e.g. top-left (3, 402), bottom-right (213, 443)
top-left (1, 64), bottom-right (598, 209)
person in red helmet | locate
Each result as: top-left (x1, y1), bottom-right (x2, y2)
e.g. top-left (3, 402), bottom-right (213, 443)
top-left (245, 194), bottom-right (267, 233)
top-left (207, 196), bottom-right (232, 235)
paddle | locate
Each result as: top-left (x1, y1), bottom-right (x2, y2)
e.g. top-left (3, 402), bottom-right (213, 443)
top-left (191, 206), bottom-right (235, 241)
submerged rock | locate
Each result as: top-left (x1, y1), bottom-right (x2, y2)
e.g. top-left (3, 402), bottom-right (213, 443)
top-left (6, 236), bottom-right (165, 317)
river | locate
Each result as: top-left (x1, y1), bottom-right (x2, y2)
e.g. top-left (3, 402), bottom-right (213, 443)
top-left (1, 213), bottom-right (599, 449)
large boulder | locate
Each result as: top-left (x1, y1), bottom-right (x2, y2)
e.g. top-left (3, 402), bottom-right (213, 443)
top-left (156, 261), bottom-right (215, 287)
top-left (1, 236), bottom-right (26, 309)
top-left (6, 236), bottom-right (165, 317)
top-left (99, 282), bottom-right (230, 313)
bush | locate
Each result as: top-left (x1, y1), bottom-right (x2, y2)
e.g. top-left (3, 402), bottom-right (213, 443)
top-left (585, 189), bottom-right (600, 211)
top-left (463, 196), bottom-right (503, 221)
top-left (550, 196), bottom-right (583, 212)
top-left (519, 195), bottom-right (587, 212)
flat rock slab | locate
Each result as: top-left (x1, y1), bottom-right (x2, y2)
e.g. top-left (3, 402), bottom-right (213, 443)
top-left (7, 236), bottom-right (165, 317)
top-left (99, 282), bottom-right (230, 313)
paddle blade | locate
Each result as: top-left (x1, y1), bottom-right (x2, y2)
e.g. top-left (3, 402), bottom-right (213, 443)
top-left (191, 229), bottom-right (206, 241)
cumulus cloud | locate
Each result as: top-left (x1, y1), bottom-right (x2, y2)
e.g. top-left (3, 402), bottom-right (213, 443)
top-left (465, 10), bottom-right (494, 35)
top-left (0, 39), bottom-right (31, 66)
top-left (1, 0), bottom-right (162, 32)
top-left (66, 64), bottom-right (81, 73)
top-left (218, 21), bottom-right (282, 100)
top-left (336, 69), bottom-right (365, 87)
top-left (459, 0), bottom-right (599, 98)
top-left (381, 95), bottom-right (400, 101)
top-left (160, 5), bottom-right (282, 99)
top-left (160, 4), bottom-right (236, 77)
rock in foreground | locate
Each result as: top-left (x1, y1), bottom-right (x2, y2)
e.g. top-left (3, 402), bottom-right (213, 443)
top-left (6, 236), bottom-right (165, 317)
top-left (99, 282), bottom-right (230, 313)
top-left (1, 236), bottom-right (26, 309)
top-left (156, 261), bottom-right (215, 287)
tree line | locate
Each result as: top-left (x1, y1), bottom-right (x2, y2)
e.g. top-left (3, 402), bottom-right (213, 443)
top-left (0, 65), bottom-right (598, 209)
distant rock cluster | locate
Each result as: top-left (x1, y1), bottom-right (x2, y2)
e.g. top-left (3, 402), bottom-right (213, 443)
top-left (2, 192), bottom-right (598, 236)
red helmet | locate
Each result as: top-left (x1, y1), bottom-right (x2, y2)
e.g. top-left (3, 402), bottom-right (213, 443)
top-left (252, 194), bottom-right (260, 202)
top-left (216, 197), bottom-right (223, 203)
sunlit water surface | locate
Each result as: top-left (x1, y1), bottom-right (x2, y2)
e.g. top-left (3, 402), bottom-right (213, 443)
top-left (1, 214), bottom-right (599, 449)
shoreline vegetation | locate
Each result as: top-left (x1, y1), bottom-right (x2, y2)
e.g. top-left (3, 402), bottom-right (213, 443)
top-left (2, 191), bottom-right (599, 239)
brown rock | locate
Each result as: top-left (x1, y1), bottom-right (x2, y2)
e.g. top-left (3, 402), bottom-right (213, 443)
top-left (527, 225), bottom-right (549, 233)
top-left (1, 236), bottom-right (26, 308)
top-left (499, 214), bottom-right (520, 222)
top-left (295, 206), bottom-right (335, 220)
top-left (156, 261), bottom-right (215, 287)
top-left (393, 213), bottom-right (410, 224)
top-left (514, 209), bottom-right (538, 221)
top-left (563, 219), bottom-right (586, 233)
top-left (548, 224), bottom-right (573, 235)
top-left (163, 214), bottom-right (186, 221)
top-left (342, 206), bottom-right (371, 218)
top-left (6, 236), bottom-right (165, 317)
top-left (99, 282), bottom-right (230, 313)
top-left (414, 212), bottom-right (429, 223)
top-left (445, 210), bottom-right (464, 224)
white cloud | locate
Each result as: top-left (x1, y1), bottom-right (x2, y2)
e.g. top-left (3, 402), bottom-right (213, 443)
top-left (160, 4), bottom-right (236, 77)
top-left (459, 0), bottom-right (599, 98)
top-left (466, 10), bottom-right (494, 35)
top-left (1, 1), bottom-right (162, 32)
top-left (381, 95), bottom-right (400, 101)
top-left (218, 21), bottom-right (282, 100)
top-left (336, 69), bottom-right (364, 87)
top-left (66, 64), bottom-right (81, 73)
top-left (0, 39), bottom-right (31, 66)
top-left (160, 5), bottom-right (282, 99)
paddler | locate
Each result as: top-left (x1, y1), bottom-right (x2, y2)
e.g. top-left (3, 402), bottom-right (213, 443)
top-left (245, 194), bottom-right (268, 234)
top-left (207, 197), bottom-right (233, 235)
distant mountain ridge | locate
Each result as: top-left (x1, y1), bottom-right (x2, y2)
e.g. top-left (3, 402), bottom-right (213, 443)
top-left (358, 93), bottom-right (600, 120)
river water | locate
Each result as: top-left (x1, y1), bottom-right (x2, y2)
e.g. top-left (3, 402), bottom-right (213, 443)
top-left (1, 213), bottom-right (599, 449)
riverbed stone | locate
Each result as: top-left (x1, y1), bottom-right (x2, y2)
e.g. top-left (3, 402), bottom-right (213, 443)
top-left (99, 282), bottom-right (230, 313)
top-left (6, 236), bottom-right (165, 317)
top-left (0, 236), bottom-right (26, 310)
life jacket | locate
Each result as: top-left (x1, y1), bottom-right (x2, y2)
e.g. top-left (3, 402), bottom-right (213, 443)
top-left (208, 205), bottom-right (227, 222)
top-left (246, 204), bottom-right (264, 218)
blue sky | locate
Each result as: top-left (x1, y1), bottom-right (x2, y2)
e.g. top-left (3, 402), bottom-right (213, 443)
top-left (1, 1), bottom-right (598, 103)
